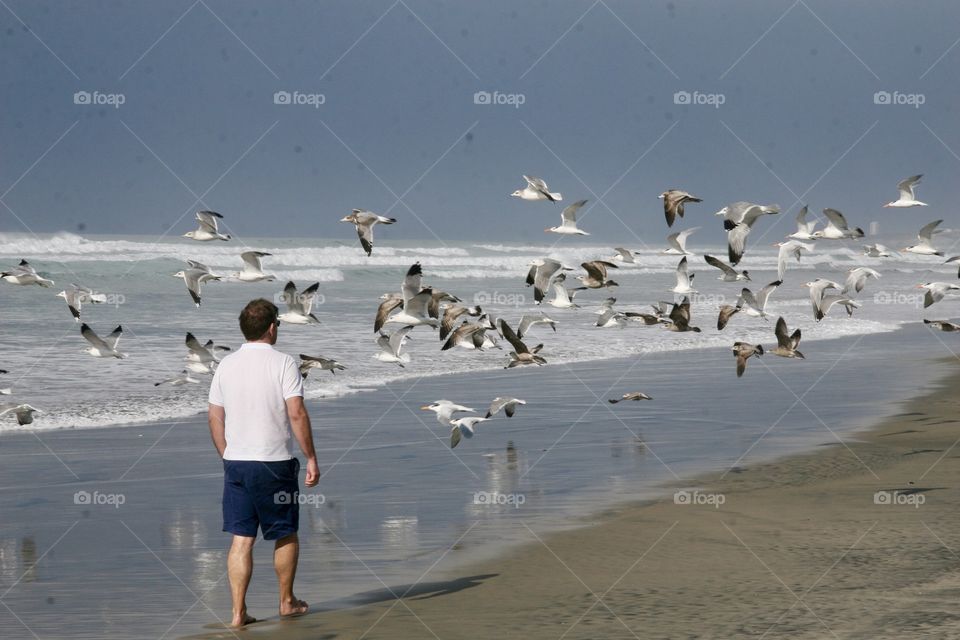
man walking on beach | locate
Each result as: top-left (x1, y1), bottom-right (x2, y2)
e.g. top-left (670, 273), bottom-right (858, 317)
top-left (208, 298), bottom-right (320, 627)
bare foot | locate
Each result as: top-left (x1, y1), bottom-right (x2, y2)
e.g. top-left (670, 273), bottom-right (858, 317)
top-left (230, 611), bottom-right (257, 627)
top-left (279, 597), bottom-right (309, 618)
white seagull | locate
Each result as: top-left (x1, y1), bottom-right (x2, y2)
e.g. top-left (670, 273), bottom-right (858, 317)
top-left (233, 251), bottom-right (275, 282)
top-left (485, 397), bottom-right (526, 418)
top-left (278, 281), bottom-right (321, 324)
top-left (884, 174), bottom-right (927, 208)
top-left (918, 282), bottom-right (960, 308)
top-left (340, 209), bottom-right (396, 256)
top-left (512, 175), bottom-right (562, 202)
top-left (57, 284), bottom-right (106, 322)
top-left (609, 247), bottom-right (638, 264)
top-left (547, 274), bottom-right (580, 309)
top-left (449, 416), bottom-right (490, 449)
top-left (776, 240), bottom-right (815, 281)
top-left (517, 312), bottom-right (557, 338)
top-left (155, 371), bottom-right (201, 387)
top-left (80, 323), bottom-right (125, 359)
top-left (375, 325), bottom-right (414, 367)
top-left (663, 227), bottom-right (699, 255)
top-left (0, 403), bottom-right (42, 425)
top-left (672, 256), bottom-right (697, 294)
top-left (421, 400), bottom-right (475, 425)
top-left (904, 220), bottom-right (944, 256)
top-left (184, 211), bottom-right (231, 241)
top-left (812, 208), bottom-right (864, 240)
top-left (863, 244), bottom-right (897, 258)
top-left (788, 206), bottom-right (818, 240)
top-left (842, 267), bottom-right (882, 296)
top-left (546, 199), bottom-right (589, 235)
top-left (173, 260), bottom-right (222, 308)
top-left (1, 260), bottom-right (54, 287)
top-left (385, 263), bottom-right (439, 328)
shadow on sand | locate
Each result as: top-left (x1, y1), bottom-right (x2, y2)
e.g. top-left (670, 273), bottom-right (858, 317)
top-left (187, 573), bottom-right (498, 638)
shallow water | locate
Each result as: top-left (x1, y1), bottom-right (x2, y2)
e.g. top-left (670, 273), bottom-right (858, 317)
top-left (0, 324), bottom-right (953, 639)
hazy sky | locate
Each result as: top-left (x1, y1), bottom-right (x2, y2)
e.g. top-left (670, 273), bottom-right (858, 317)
top-left (2, 1), bottom-right (959, 246)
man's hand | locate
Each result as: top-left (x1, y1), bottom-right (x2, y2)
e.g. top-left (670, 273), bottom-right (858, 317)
top-left (304, 457), bottom-right (320, 487)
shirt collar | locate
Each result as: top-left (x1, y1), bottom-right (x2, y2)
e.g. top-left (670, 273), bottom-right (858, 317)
top-left (241, 342), bottom-right (274, 350)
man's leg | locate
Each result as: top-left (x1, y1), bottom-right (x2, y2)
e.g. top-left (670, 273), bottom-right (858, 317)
top-left (228, 535), bottom-right (256, 626)
top-left (274, 533), bottom-right (308, 616)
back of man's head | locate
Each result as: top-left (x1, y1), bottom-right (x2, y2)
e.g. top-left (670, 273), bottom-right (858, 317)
top-left (239, 298), bottom-right (279, 341)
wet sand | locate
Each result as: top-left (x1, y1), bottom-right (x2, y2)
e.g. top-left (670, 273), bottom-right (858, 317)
top-left (184, 360), bottom-right (960, 639)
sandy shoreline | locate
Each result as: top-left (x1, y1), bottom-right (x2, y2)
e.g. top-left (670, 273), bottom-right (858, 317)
top-left (181, 358), bottom-right (960, 639)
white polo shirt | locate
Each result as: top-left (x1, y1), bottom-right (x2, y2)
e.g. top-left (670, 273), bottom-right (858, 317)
top-left (208, 342), bottom-right (304, 461)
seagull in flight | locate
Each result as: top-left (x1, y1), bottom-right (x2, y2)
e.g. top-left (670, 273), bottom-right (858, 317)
top-left (1, 260), bottom-right (54, 287)
top-left (184, 211), bottom-right (231, 241)
top-left (659, 190), bottom-right (702, 227)
top-left (80, 323), bottom-right (125, 359)
top-left (546, 200), bottom-right (589, 235)
top-left (512, 175), bottom-right (562, 202)
top-left (904, 220), bottom-right (944, 256)
top-left (340, 209), bottom-right (396, 256)
top-left (884, 174), bottom-right (927, 208)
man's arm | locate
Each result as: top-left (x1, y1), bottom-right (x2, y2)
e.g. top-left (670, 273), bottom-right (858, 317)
top-left (286, 396), bottom-right (320, 487)
top-left (208, 403), bottom-right (226, 457)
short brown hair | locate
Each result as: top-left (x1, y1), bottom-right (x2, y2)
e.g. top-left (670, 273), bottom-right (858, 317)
top-left (239, 298), bottom-right (278, 340)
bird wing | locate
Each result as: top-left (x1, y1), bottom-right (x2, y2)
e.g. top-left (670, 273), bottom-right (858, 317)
top-left (240, 251), bottom-right (268, 272)
top-left (388, 325), bottom-right (415, 355)
top-left (704, 254), bottom-right (736, 277)
top-left (560, 200), bottom-right (587, 227)
top-left (402, 262), bottom-right (423, 303)
top-left (822, 208), bottom-right (849, 231)
top-left (282, 281), bottom-right (303, 314)
top-left (897, 174), bottom-right (922, 200)
top-left (404, 289), bottom-right (433, 319)
top-left (918, 219), bottom-right (943, 243)
top-left (727, 223), bottom-right (750, 265)
top-left (498, 319), bottom-right (529, 354)
top-left (757, 280), bottom-right (782, 309)
top-left (81, 324), bottom-right (111, 351)
top-left (774, 317), bottom-right (791, 349)
top-left (196, 210), bottom-right (223, 232)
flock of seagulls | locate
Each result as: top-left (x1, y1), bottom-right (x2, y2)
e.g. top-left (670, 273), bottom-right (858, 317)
top-left (2, 173), bottom-right (958, 445)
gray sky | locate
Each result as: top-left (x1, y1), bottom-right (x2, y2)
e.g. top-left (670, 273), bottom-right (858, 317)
top-left (2, 1), bottom-right (959, 245)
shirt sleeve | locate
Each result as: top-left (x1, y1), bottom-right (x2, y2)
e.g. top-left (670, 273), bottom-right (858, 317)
top-left (281, 356), bottom-right (304, 399)
top-left (208, 365), bottom-right (224, 406)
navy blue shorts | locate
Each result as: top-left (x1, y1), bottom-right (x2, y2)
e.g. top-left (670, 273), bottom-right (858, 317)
top-left (222, 458), bottom-right (300, 540)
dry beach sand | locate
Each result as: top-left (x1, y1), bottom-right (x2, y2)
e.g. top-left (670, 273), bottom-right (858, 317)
top-left (184, 361), bottom-right (960, 640)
